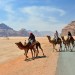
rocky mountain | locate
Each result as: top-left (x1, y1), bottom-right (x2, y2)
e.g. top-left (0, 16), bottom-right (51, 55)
top-left (0, 23), bottom-right (13, 30)
top-left (61, 21), bottom-right (75, 36)
top-left (0, 23), bottom-right (29, 37)
top-left (0, 23), bottom-right (54, 37)
top-left (0, 23), bottom-right (16, 37)
top-left (18, 28), bottom-right (29, 36)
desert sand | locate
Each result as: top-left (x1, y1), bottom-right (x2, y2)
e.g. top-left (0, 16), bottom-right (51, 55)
top-left (0, 37), bottom-right (59, 75)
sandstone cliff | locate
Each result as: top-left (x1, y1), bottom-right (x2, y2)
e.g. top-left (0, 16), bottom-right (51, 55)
top-left (61, 21), bottom-right (75, 36)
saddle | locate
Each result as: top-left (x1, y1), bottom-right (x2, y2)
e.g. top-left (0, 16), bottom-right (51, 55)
top-left (54, 37), bottom-right (61, 43)
top-left (67, 36), bottom-right (73, 40)
top-left (25, 41), bottom-right (37, 48)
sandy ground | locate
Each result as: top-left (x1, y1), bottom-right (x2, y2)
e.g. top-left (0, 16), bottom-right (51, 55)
top-left (0, 37), bottom-right (59, 75)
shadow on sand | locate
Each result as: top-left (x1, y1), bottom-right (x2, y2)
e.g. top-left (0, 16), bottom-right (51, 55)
top-left (25, 55), bottom-right (47, 62)
top-left (35, 55), bottom-right (47, 59)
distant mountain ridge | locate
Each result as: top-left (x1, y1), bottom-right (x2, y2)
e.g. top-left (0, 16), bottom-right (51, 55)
top-left (61, 21), bottom-right (75, 36)
top-left (0, 23), bottom-right (13, 30)
top-left (0, 23), bottom-right (54, 37)
top-left (0, 23), bottom-right (29, 37)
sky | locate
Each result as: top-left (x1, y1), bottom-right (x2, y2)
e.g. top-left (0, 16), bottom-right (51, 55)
top-left (0, 0), bottom-right (75, 32)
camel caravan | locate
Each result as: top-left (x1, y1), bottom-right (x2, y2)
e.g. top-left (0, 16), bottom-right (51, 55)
top-left (15, 31), bottom-right (75, 60)
top-left (47, 31), bottom-right (75, 52)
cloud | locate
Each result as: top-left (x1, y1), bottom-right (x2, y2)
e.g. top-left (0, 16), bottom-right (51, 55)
top-left (17, 6), bottom-right (66, 31)
top-left (0, 0), bottom-right (15, 13)
top-left (21, 6), bottom-right (66, 16)
top-left (20, 6), bottom-right (66, 25)
top-left (0, 2), bottom-right (66, 32)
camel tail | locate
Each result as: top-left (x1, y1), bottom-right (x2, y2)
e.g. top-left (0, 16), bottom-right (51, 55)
top-left (36, 41), bottom-right (43, 50)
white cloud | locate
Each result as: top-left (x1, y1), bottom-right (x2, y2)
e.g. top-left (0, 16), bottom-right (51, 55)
top-left (21, 6), bottom-right (66, 16)
top-left (1, 4), bottom-right (66, 32)
top-left (17, 6), bottom-right (66, 31)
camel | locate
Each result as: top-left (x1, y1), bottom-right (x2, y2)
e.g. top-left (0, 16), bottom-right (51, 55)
top-left (61, 36), bottom-right (71, 51)
top-left (15, 42), bottom-right (36, 60)
top-left (24, 41), bottom-right (45, 56)
top-left (15, 41), bottom-right (45, 60)
top-left (61, 36), bottom-right (75, 51)
top-left (47, 35), bottom-right (62, 52)
top-left (69, 36), bottom-right (75, 47)
top-left (67, 36), bottom-right (75, 51)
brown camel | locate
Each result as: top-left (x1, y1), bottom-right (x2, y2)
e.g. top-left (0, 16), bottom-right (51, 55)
top-left (61, 36), bottom-right (71, 51)
top-left (67, 36), bottom-right (75, 51)
top-left (47, 35), bottom-right (62, 52)
top-left (15, 41), bottom-right (45, 60)
top-left (15, 42), bottom-right (36, 60)
top-left (69, 36), bottom-right (75, 47)
top-left (24, 41), bottom-right (45, 56)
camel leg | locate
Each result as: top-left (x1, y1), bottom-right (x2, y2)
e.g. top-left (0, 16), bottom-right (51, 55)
top-left (63, 44), bottom-right (66, 51)
top-left (68, 44), bottom-right (69, 50)
top-left (65, 44), bottom-right (67, 51)
top-left (72, 42), bottom-right (74, 48)
top-left (67, 44), bottom-right (70, 51)
top-left (59, 44), bottom-right (62, 52)
top-left (38, 45), bottom-right (45, 56)
top-left (70, 42), bottom-right (74, 52)
top-left (24, 49), bottom-right (28, 60)
top-left (53, 44), bottom-right (55, 52)
top-left (66, 43), bottom-right (69, 50)
top-left (63, 44), bottom-right (67, 52)
top-left (53, 44), bottom-right (57, 52)
top-left (69, 43), bottom-right (72, 51)
top-left (33, 47), bottom-right (37, 58)
top-left (31, 49), bottom-right (34, 59)
top-left (68, 43), bottom-right (72, 51)
top-left (36, 47), bottom-right (39, 57)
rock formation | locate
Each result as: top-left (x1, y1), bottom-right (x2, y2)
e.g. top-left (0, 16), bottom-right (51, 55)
top-left (61, 21), bottom-right (75, 36)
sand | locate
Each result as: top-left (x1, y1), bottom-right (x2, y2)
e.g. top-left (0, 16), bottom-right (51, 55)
top-left (0, 37), bottom-right (59, 75)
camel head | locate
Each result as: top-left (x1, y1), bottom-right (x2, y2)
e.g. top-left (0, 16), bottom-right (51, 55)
top-left (15, 42), bottom-right (24, 50)
top-left (47, 35), bottom-right (51, 39)
top-left (46, 35), bottom-right (52, 43)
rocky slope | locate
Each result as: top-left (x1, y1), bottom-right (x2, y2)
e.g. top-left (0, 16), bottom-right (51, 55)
top-left (61, 21), bottom-right (75, 36)
top-left (0, 23), bottom-right (29, 37)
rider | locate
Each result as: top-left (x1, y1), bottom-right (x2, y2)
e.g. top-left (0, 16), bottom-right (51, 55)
top-left (54, 30), bottom-right (59, 42)
top-left (28, 32), bottom-right (36, 43)
top-left (68, 31), bottom-right (72, 40)
top-left (26, 32), bottom-right (36, 47)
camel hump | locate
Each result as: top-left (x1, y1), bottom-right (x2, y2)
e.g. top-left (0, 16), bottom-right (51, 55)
top-left (32, 41), bottom-right (37, 45)
top-left (36, 41), bottom-right (39, 43)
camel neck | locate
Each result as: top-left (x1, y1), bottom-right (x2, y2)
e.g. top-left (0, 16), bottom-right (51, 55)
top-left (48, 37), bottom-right (52, 43)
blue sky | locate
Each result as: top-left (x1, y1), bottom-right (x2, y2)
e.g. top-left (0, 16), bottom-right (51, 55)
top-left (0, 0), bottom-right (75, 32)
